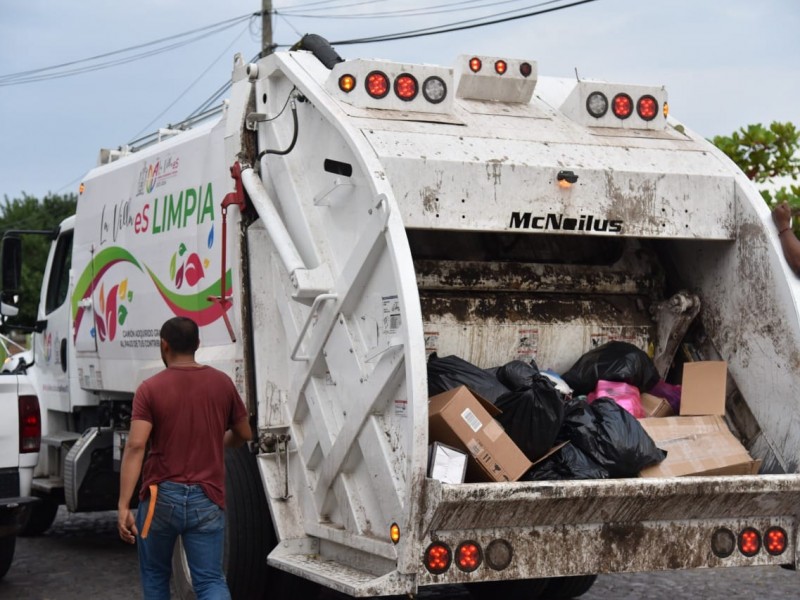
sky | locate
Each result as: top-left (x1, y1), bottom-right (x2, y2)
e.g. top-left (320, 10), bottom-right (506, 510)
top-left (1, 0), bottom-right (799, 201)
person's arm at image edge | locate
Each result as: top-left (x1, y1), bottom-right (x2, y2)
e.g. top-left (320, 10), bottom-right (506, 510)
top-left (772, 202), bottom-right (800, 275)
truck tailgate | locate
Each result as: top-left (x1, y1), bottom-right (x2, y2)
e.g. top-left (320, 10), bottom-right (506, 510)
top-left (417, 475), bottom-right (800, 584)
top-left (0, 376), bottom-right (19, 471)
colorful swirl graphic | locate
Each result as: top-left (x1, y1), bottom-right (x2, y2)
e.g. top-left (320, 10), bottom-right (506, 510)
top-left (71, 245), bottom-right (231, 341)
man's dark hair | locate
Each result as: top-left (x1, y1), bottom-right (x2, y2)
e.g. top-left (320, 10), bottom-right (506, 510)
top-left (160, 317), bottom-right (200, 353)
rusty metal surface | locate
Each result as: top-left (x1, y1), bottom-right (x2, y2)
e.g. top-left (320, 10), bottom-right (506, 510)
top-left (424, 476), bottom-right (800, 531)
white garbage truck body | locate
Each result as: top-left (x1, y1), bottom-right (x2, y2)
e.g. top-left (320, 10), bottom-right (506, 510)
top-left (9, 41), bottom-right (800, 597)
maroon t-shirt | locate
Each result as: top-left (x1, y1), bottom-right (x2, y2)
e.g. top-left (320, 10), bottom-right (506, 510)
top-left (132, 365), bottom-right (248, 509)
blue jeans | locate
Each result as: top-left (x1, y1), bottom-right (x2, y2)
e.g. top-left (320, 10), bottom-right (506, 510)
top-left (136, 481), bottom-right (230, 600)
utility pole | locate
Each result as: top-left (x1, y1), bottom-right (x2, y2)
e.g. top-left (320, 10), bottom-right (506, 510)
top-left (261, 0), bottom-right (273, 57)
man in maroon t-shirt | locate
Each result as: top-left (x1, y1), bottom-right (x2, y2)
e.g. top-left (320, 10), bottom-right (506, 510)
top-left (117, 317), bottom-right (251, 599)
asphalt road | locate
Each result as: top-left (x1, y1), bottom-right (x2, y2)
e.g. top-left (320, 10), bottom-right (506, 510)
top-left (2, 508), bottom-right (798, 599)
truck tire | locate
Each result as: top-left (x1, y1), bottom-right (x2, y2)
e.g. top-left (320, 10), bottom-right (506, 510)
top-left (467, 578), bottom-right (548, 600)
top-left (20, 497), bottom-right (60, 536)
top-left (0, 536), bottom-right (15, 579)
top-left (540, 574), bottom-right (597, 599)
top-left (172, 445), bottom-right (318, 600)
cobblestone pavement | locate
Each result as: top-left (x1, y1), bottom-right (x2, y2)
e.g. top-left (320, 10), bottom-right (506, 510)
top-left (2, 509), bottom-right (798, 599)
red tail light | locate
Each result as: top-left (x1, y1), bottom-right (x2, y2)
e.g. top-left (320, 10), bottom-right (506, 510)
top-left (366, 71), bottom-right (390, 99)
top-left (494, 60), bottom-right (507, 75)
top-left (738, 527), bottom-right (761, 557)
top-left (424, 542), bottom-right (451, 574)
top-left (637, 95), bottom-right (658, 121)
top-left (19, 395), bottom-right (41, 453)
top-left (764, 527), bottom-right (787, 556)
top-left (612, 93), bottom-right (633, 119)
top-left (519, 62), bottom-right (533, 78)
top-left (456, 541), bottom-right (482, 572)
top-left (469, 57), bottom-right (482, 73)
top-left (394, 73), bottom-right (418, 101)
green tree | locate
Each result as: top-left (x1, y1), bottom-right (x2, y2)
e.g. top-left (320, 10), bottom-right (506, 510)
top-left (0, 193), bottom-right (77, 328)
top-left (712, 121), bottom-right (800, 210)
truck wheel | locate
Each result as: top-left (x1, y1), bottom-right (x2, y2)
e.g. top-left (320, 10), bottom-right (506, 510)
top-left (540, 574), bottom-right (598, 598)
top-left (467, 578), bottom-right (548, 600)
top-left (0, 536), bottom-right (16, 579)
top-left (171, 445), bottom-right (318, 600)
top-left (20, 497), bottom-right (60, 536)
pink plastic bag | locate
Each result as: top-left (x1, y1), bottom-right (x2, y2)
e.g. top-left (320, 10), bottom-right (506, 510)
top-left (587, 380), bottom-right (645, 419)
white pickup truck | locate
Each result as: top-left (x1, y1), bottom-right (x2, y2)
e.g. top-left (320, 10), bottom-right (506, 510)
top-left (0, 334), bottom-right (40, 579)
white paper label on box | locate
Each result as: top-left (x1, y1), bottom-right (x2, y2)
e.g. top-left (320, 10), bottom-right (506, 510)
top-left (461, 408), bottom-right (483, 433)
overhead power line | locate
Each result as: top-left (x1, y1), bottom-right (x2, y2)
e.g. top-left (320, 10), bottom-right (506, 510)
top-left (327, 0), bottom-right (599, 45)
top-left (0, 13), bottom-right (254, 86)
top-left (278, 0), bottom-right (530, 19)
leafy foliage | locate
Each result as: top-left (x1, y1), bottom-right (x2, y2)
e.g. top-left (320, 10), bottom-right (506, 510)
top-left (0, 193), bottom-right (77, 328)
top-left (712, 121), bottom-right (800, 212)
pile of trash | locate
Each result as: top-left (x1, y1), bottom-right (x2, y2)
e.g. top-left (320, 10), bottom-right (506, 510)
top-left (428, 341), bottom-right (672, 481)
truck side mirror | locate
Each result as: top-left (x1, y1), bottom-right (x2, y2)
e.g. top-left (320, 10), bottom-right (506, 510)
top-left (1, 236), bottom-right (22, 295)
top-left (0, 236), bottom-right (22, 318)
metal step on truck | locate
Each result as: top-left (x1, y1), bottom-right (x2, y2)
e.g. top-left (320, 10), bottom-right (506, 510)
top-left (2, 35), bottom-right (799, 599)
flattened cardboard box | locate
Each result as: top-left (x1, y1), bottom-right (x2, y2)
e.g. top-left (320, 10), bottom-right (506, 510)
top-left (428, 386), bottom-right (533, 482)
top-left (639, 415), bottom-right (760, 477)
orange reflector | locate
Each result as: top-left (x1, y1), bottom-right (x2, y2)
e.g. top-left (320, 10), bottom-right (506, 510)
top-left (79, 182), bottom-right (85, 194)
top-left (366, 71), bottom-right (389, 99)
top-left (738, 527), bottom-right (761, 557)
top-left (390, 523), bottom-right (401, 544)
top-left (456, 541), bottom-right (482, 572)
top-left (424, 542), bottom-right (451, 574)
top-left (765, 527), bottom-right (787, 556)
top-left (338, 74), bottom-right (356, 93)
top-left (494, 60), bottom-right (507, 75)
top-left (663, 101), bottom-right (670, 118)
top-left (469, 57), bottom-right (482, 73)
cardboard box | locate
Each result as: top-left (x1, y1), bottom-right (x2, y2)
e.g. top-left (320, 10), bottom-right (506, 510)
top-left (428, 386), bottom-right (533, 482)
top-left (428, 442), bottom-right (468, 484)
top-left (679, 361), bottom-right (727, 416)
top-left (639, 415), bottom-right (760, 477)
top-left (639, 361), bottom-right (760, 477)
top-left (640, 393), bottom-right (675, 418)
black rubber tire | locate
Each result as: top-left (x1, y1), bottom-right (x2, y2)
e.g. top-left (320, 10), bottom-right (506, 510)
top-left (20, 497), bottom-right (60, 536)
top-left (172, 445), bottom-right (318, 600)
top-left (0, 536), bottom-right (16, 580)
top-left (540, 574), bottom-right (598, 599)
top-left (467, 578), bottom-right (549, 600)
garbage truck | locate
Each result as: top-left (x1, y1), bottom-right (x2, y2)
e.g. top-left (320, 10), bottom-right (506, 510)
top-left (3, 36), bottom-right (800, 598)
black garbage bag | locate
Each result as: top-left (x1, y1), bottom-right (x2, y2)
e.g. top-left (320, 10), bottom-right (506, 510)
top-left (427, 353), bottom-right (510, 403)
top-left (494, 373), bottom-right (565, 462)
top-left (496, 359), bottom-right (541, 390)
top-left (561, 341), bottom-right (660, 395)
top-left (558, 397), bottom-right (666, 478)
top-left (525, 443), bottom-right (610, 481)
